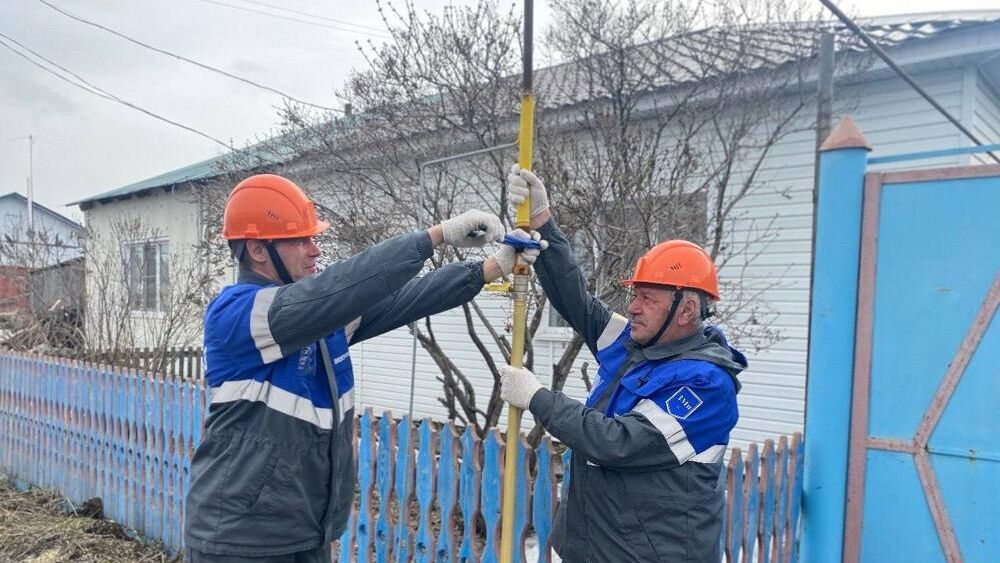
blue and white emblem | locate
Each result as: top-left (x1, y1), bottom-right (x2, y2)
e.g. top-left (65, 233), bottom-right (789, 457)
top-left (296, 344), bottom-right (316, 374)
top-left (664, 386), bottom-right (703, 420)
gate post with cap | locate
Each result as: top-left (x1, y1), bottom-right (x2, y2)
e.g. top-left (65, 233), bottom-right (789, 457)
top-left (801, 116), bottom-right (871, 563)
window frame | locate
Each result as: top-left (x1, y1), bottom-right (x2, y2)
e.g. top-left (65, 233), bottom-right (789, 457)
top-left (124, 238), bottom-right (170, 314)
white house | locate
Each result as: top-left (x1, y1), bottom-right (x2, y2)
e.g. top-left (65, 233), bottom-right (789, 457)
top-left (73, 12), bottom-right (1000, 448)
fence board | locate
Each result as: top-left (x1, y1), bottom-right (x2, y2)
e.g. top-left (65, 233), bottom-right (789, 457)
top-left (787, 434), bottom-right (804, 563)
top-left (357, 409), bottom-right (376, 563)
top-left (759, 440), bottom-right (776, 563)
top-left (532, 437), bottom-right (556, 563)
top-left (458, 426), bottom-right (481, 563)
top-left (480, 429), bottom-right (504, 563)
top-left (512, 436), bottom-right (531, 563)
top-left (435, 422), bottom-right (460, 563)
top-left (394, 415), bottom-right (415, 562)
top-left (172, 378), bottom-right (184, 549)
top-left (744, 442), bottom-right (760, 563)
top-left (414, 420), bottom-right (436, 563)
top-left (774, 436), bottom-right (789, 563)
top-left (338, 415), bottom-right (360, 563)
top-left (375, 414), bottom-right (396, 562)
top-left (52, 347), bottom-right (206, 380)
top-left (725, 448), bottom-right (744, 563)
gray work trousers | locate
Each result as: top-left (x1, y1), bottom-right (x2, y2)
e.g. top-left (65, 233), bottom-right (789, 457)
top-left (183, 544), bottom-right (331, 563)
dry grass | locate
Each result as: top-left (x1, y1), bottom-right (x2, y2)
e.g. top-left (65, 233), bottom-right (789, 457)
top-left (0, 479), bottom-right (178, 563)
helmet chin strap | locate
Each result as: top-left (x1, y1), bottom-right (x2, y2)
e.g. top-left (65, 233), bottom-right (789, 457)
top-left (639, 290), bottom-right (684, 348)
top-left (264, 241), bottom-right (295, 285)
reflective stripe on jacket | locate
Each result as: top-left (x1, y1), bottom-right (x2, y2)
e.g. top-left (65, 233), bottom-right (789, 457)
top-left (531, 218), bottom-right (746, 562)
top-left (184, 231), bottom-right (485, 556)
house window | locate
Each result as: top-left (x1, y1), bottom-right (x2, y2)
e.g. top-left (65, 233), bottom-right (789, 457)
top-left (126, 240), bottom-right (169, 312)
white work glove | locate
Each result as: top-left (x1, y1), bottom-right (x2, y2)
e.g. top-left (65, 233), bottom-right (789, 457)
top-left (441, 210), bottom-right (504, 248)
top-left (492, 229), bottom-right (549, 276)
top-left (500, 365), bottom-right (544, 409)
top-left (507, 164), bottom-right (550, 219)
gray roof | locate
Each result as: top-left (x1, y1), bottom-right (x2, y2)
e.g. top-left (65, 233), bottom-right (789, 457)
top-left (74, 10), bottom-right (1000, 208)
top-left (535, 11), bottom-right (1000, 107)
top-left (0, 192), bottom-right (82, 230)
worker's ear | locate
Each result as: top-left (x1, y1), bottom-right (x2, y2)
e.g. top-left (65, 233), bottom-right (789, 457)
top-left (244, 239), bottom-right (270, 265)
top-left (677, 292), bottom-right (700, 326)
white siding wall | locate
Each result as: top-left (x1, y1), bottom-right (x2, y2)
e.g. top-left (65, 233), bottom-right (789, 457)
top-left (971, 67), bottom-right (1000, 164)
top-left (354, 66), bottom-right (975, 450)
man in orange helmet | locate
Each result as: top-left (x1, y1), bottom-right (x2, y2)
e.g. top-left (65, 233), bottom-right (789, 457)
top-left (500, 166), bottom-right (747, 563)
top-left (183, 174), bottom-right (538, 562)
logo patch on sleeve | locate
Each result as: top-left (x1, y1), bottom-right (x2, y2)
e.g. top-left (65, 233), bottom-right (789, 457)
top-left (664, 386), bottom-right (703, 420)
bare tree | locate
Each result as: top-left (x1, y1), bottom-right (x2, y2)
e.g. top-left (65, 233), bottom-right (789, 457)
top-left (238, 0), bottom-right (867, 437)
top-left (79, 216), bottom-right (212, 374)
top-left (536, 0), bottom-right (800, 391)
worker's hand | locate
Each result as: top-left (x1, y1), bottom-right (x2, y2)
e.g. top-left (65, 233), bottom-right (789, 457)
top-left (492, 229), bottom-right (548, 277)
top-left (500, 365), bottom-right (544, 409)
top-left (440, 210), bottom-right (504, 248)
top-left (507, 164), bottom-right (550, 220)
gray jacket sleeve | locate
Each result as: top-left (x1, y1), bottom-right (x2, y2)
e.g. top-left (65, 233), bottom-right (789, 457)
top-left (534, 218), bottom-right (614, 356)
top-left (266, 231), bottom-right (436, 355)
top-left (529, 388), bottom-right (679, 470)
top-left (347, 260), bottom-right (485, 344)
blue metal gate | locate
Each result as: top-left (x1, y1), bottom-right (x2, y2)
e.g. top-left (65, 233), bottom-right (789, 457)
top-left (802, 117), bottom-right (1000, 563)
top-left (845, 164), bottom-right (1000, 562)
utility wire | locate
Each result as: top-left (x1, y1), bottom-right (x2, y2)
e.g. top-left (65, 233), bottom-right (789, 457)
top-left (227, 0), bottom-right (388, 34)
top-left (819, 0), bottom-right (1000, 164)
top-left (0, 32), bottom-right (233, 149)
top-left (199, 0), bottom-right (391, 39)
top-left (37, 0), bottom-right (343, 113)
top-left (1, 33), bottom-right (111, 97)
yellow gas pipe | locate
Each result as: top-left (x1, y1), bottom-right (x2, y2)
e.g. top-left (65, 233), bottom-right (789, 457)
top-left (500, 2), bottom-right (534, 561)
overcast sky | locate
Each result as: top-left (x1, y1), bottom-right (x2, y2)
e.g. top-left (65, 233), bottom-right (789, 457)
top-left (1, 0), bottom-right (997, 221)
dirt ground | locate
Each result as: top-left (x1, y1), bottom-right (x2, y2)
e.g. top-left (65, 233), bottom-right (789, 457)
top-left (0, 479), bottom-right (178, 563)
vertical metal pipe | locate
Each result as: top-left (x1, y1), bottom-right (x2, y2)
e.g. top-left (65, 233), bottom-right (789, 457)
top-left (816, 32), bottom-right (835, 160)
top-left (804, 29), bottom-right (835, 437)
top-left (501, 1), bottom-right (534, 561)
top-left (408, 165), bottom-right (426, 421)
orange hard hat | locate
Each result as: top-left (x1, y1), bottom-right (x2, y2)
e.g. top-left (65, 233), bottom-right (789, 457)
top-left (622, 240), bottom-right (720, 300)
top-left (222, 174), bottom-right (329, 240)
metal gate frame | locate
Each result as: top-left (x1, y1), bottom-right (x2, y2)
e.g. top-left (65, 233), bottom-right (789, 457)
top-left (842, 164), bottom-right (1000, 563)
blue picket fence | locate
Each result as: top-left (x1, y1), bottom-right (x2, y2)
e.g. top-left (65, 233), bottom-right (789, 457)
top-left (0, 353), bottom-right (803, 562)
top-left (0, 353), bottom-right (203, 551)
